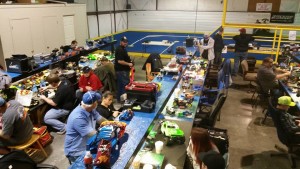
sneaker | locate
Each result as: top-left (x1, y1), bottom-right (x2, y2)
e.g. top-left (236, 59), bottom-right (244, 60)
top-left (56, 128), bottom-right (66, 135)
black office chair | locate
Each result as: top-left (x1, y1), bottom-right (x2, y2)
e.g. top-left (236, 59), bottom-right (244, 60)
top-left (204, 63), bottom-right (220, 89)
top-left (251, 80), bottom-right (270, 109)
top-left (194, 93), bottom-right (227, 127)
top-left (268, 99), bottom-right (300, 168)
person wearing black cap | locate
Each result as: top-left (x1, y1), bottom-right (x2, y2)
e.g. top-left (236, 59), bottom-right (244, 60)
top-left (115, 36), bottom-right (133, 101)
top-left (0, 97), bottom-right (33, 154)
top-left (64, 91), bottom-right (107, 164)
top-left (76, 66), bottom-right (103, 99)
top-left (232, 28), bottom-right (255, 76)
top-left (198, 150), bottom-right (226, 169)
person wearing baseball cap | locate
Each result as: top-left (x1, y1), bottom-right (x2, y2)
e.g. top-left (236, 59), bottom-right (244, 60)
top-left (232, 28), bottom-right (255, 76)
top-left (65, 91), bottom-right (107, 164)
top-left (276, 96), bottom-right (300, 139)
top-left (198, 150), bottom-right (226, 169)
top-left (198, 32), bottom-right (215, 64)
top-left (115, 36), bottom-right (133, 101)
top-left (0, 97), bottom-right (33, 155)
top-left (76, 66), bottom-right (103, 99)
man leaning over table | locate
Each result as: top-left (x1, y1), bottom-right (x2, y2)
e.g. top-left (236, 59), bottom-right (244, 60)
top-left (64, 91), bottom-right (107, 164)
top-left (257, 57), bottom-right (290, 96)
top-left (40, 73), bottom-right (75, 135)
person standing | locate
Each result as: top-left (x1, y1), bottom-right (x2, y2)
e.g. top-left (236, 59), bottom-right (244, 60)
top-left (213, 28), bottom-right (225, 65)
top-left (40, 73), bottom-right (75, 134)
top-left (115, 36), bottom-right (133, 101)
top-left (0, 98), bottom-right (33, 154)
top-left (198, 33), bottom-right (215, 64)
top-left (94, 58), bottom-right (117, 94)
top-left (76, 66), bottom-right (103, 99)
top-left (232, 28), bottom-right (255, 76)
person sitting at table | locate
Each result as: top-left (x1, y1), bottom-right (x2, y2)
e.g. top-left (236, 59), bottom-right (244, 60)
top-left (70, 40), bottom-right (82, 51)
top-left (76, 66), bottom-right (103, 99)
top-left (198, 150), bottom-right (226, 169)
top-left (142, 53), bottom-right (163, 81)
top-left (0, 97), bottom-right (33, 155)
top-left (186, 127), bottom-right (219, 169)
top-left (257, 57), bottom-right (291, 95)
top-left (277, 96), bottom-right (300, 142)
top-left (198, 32), bottom-right (215, 64)
top-left (96, 91), bottom-right (120, 120)
top-left (64, 91), bottom-right (107, 164)
top-left (40, 73), bottom-right (75, 135)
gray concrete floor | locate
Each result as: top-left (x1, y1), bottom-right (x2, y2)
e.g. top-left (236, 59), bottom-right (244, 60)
top-left (39, 57), bottom-right (300, 169)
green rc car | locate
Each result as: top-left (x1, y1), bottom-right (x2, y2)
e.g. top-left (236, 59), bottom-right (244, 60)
top-left (160, 121), bottom-right (185, 146)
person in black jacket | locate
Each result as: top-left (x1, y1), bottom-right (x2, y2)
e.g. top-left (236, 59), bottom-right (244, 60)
top-left (277, 96), bottom-right (300, 142)
top-left (115, 36), bottom-right (133, 101)
top-left (213, 27), bottom-right (225, 65)
top-left (96, 91), bottom-right (119, 120)
top-left (232, 28), bottom-right (255, 76)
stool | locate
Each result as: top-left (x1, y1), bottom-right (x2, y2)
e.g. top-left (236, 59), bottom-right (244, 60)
top-left (8, 134), bottom-right (48, 158)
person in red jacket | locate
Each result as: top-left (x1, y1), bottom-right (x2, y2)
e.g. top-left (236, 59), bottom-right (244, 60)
top-left (76, 66), bottom-right (103, 99)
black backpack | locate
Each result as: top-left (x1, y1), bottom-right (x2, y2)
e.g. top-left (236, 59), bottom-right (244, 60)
top-left (0, 150), bottom-right (37, 169)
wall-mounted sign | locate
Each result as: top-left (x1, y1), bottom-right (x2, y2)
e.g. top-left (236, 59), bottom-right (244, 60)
top-left (256, 3), bottom-right (272, 11)
top-left (289, 31), bottom-right (297, 41)
top-left (270, 12), bottom-right (295, 23)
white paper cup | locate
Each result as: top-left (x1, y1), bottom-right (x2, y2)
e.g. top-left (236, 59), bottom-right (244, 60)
top-left (143, 164), bottom-right (153, 169)
top-left (155, 141), bottom-right (164, 154)
top-left (132, 156), bottom-right (141, 169)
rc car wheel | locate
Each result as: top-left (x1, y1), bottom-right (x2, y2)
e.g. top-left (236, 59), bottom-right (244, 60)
top-left (164, 137), bottom-right (173, 146)
top-left (177, 137), bottom-right (185, 145)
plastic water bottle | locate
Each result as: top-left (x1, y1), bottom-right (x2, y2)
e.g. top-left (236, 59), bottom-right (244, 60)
top-left (83, 151), bottom-right (93, 169)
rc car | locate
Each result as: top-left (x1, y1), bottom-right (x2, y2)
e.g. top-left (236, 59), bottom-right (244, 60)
top-left (173, 98), bottom-right (192, 109)
top-left (119, 109), bottom-right (134, 121)
top-left (166, 106), bottom-right (176, 115)
top-left (160, 121), bottom-right (185, 146)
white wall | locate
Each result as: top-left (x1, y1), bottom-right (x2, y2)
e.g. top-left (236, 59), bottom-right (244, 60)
top-left (128, 0), bottom-right (300, 12)
top-left (128, 0), bottom-right (248, 12)
top-left (280, 0), bottom-right (300, 12)
top-left (0, 4), bottom-right (88, 69)
top-left (128, 0), bottom-right (156, 10)
top-left (128, 11), bottom-right (271, 33)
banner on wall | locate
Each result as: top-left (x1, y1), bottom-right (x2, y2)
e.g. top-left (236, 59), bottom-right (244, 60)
top-left (289, 31), bottom-right (297, 41)
top-left (256, 3), bottom-right (272, 11)
top-left (270, 12), bottom-right (295, 23)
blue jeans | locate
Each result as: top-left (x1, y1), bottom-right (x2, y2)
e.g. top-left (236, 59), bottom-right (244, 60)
top-left (44, 108), bottom-right (69, 131)
top-left (116, 71), bottom-right (130, 101)
top-left (233, 52), bottom-right (248, 75)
